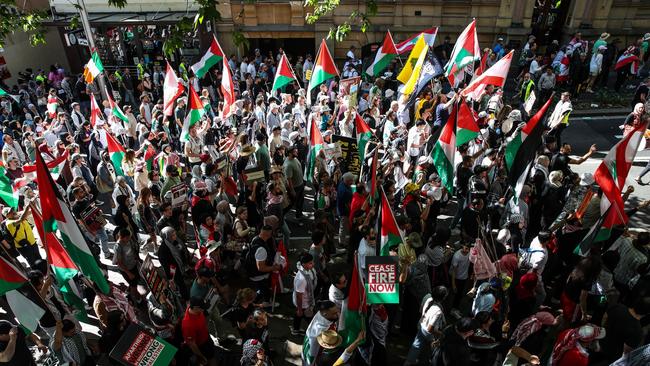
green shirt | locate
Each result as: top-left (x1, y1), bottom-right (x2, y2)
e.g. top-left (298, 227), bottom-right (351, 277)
top-left (283, 157), bottom-right (304, 187)
top-left (592, 39), bottom-right (607, 54)
top-left (190, 279), bottom-right (210, 300)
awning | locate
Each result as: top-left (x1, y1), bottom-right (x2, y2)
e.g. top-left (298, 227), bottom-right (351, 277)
top-left (44, 12), bottom-right (196, 26)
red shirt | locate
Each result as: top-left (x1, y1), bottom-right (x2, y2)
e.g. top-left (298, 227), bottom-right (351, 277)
top-left (182, 308), bottom-right (209, 345)
top-left (349, 192), bottom-right (368, 223)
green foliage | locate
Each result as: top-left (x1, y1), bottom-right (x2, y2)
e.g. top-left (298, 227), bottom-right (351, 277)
top-left (232, 30), bottom-right (250, 53)
top-left (162, 17), bottom-right (194, 58)
top-left (107, 0), bottom-right (128, 9)
top-left (70, 15), bottom-right (81, 30)
top-left (0, 3), bottom-right (47, 47)
top-left (307, 0), bottom-right (378, 42)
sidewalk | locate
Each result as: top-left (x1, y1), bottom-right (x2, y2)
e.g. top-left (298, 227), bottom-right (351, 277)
top-left (571, 107), bottom-right (630, 117)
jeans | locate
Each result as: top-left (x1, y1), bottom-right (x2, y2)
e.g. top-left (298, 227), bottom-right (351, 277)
top-left (293, 184), bottom-right (305, 218)
top-left (405, 325), bottom-right (434, 365)
top-left (450, 195), bottom-right (466, 229)
top-left (96, 227), bottom-right (110, 255)
top-left (250, 276), bottom-right (270, 303)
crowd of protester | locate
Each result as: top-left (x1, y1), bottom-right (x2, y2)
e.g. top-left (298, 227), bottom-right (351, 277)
top-left (0, 29), bottom-right (650, 366)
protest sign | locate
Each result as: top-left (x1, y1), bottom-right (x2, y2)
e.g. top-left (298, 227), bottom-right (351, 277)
top-left (323, 143), bottom-right (342, 160)
top-left (365, 256), bottom-right (399, 304)
top-left (110, 323), bottom-right (177, 366)
top-left (170, 183), bottom-right (188, 209)
top-left (243, 167), bottom-right (266, 183)
top-left (140, 254), bottom-right (167, 304)
top-left (331, 135), bottom-right (361, 174)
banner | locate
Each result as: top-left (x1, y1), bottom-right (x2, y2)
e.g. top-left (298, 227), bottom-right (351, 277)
top-left (323, 143), bottom-right (342, 160)
top-left (109, 323), bottom-right (177, 366)
top-left (170, 183), bottom-right (188, 210)
top-left (365, 256), bottom-right (399, 304)
top-left (331, 135), bottom-right (361, 174)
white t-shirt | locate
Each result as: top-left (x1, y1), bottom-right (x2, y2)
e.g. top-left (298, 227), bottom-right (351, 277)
top-left (523, 237), bottom-right (548, 275)
top-left (250, 246), bottom-right (269, 281)
top-left (420, 298), bottom-right (445, 332)
top-left (451, 250), bottom-right (470, 280)
top-left (293, 269), bottom-right (316, 309)
top-left (357, 238), bottom-right (375, 275)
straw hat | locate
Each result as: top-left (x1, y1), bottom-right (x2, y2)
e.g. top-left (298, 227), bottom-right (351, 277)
top-left (600, 32), bottom-right (610, 40)
top-left (406, 232), bottom-right (424, 249)
top-left (240, 144), bottom-right (255, 157)
top-left (270, 165), bottom-right (284, 175)
top-left (317, 330), bottom-right (342, 349)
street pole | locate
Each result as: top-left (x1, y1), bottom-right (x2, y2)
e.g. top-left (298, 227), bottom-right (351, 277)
top-left (77, 0), bottom-right (109, 101)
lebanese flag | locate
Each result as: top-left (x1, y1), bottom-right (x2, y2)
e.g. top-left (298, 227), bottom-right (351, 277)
top-left (0, 256), bottom-right (47, 333)
top-left (461, 50), bottom-right (514, 100)
top-left (379, 188), bottom-right (404, 256)
top-left (304, 115), bottom-right (325, 182)
top-left (556, 54), bottom-right (570, 83)
top-left (90, 93), bottom-right (104, 127)
top-left (36, 151), bottom-right (110, 294)
top-left (576, 120), bottom-right (649, 255)
top-left (220, 56), bottom-right (235, 118)
top-left (272, 53), bottom-right (298, 91)
top-left (355, 112), bottom-right (373, 162)
top-left (163, 61), bottom-right (185, 116)
top-left (106, 132), bottom-right (127, 176)
top-left (615, 53), bottom-right (640, 74)
top-left (455, 98), bottom-right (480, 146)
top-left (505, 97), bottom-right (553, 192)
top-left (476, 49), bottom-right (490, 76)
top-left (32, 207), bottom-right (87, 320)
top-left (365, 31), bottom-right (398, 77)
top-left (445, 20), bottom-right (481, 86)
top-left (191, 35), bottom-right (225, 79)
top-left (431, 102), bottom-right (458, 194)
top-left (340, 255), bottom-right (367, 346)
top-left (395, 27), bottom-right (438, 54)
top-left (307, 40), bottom-right (339, 104)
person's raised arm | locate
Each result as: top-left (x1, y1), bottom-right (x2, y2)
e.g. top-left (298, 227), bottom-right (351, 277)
top-left (569, 144), bottom-right (596, 164)
top-left (0, 327), bottom-right (17, 362)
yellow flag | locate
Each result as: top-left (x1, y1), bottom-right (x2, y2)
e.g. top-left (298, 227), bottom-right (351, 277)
top-left (397, 35), bottom-right (427, 84)
top-left (402, 40), bottom-right (429, 96)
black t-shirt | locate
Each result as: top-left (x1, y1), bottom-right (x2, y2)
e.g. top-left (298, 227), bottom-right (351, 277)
top-left (0, 321), bottom-right (35, 365)
top-left (550, 153), bottom-right (570, 175)
top-left (601, 304), bottom-right (643, 362)
top-left (231, 304), bottom-right (254, 328)
top-left (632, 84), bottom-right (648, 106)
top-left (456, 165), bottom-right (473, 197)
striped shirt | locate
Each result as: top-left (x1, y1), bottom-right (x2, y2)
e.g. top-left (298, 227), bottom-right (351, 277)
top-left (613, 236), bottom-right (647, 287)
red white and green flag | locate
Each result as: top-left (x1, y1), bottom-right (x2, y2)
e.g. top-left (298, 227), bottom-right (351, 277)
top-left (144, 144), bottom-right (157, 171)
top-left (36, 151), bottom-right (110, 294)
top-left (575, 121), bottom-right (648, 255)
top-left (163, 61), bottom-right (185, 116)
top-left (365, 31), bottom-right (398, 77)
top-left (32, 207), bottom-right (87, 320)
top-left (272, 53), bottom-right (299, 91)
top-left (431, 103), bottom-right (458, 194)
top-left (191, 35), bottom-right (225, 79)
top-left (106, 132), bottom-right (127, 176)
top-left (108, 94), bottom-right (129, 124)
top-left (0, 161), bottom-right (19, 208)
top-left (90, 93), bottom-right (104, 127)
top-left (181, 84), bottom-right (206, 141)
top-left (461, 50), bottom-right (514, 100)
top-left (307, 39), bottom-right (339, 104)
top-left (455, 98), bottom-right (480, 146)
top-left (379, 189), bottom-right (404, 256)
top-left (0, 256), bottom-right (47, 333)
top-left (340, 256), bottom-right (366, 346)
top-left (395, 27), bottom-right (438, 55)
top-left (444, 19), bottom-right (481, 86)
top-left (0, 87), bottom-right (20, 103)
top-left (355, 112), bottom-right (373, 162)
top-left (221, 56), bottom-right (235, 118)
top-left (304, 115), bottom-right (325, 182)
top-left (615, 52), bottom-right (641, 74)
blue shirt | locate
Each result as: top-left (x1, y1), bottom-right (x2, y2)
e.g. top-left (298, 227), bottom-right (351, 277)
top-left (434, 104), bottom-right (449, 127)
top-left (336, 181), bottom-right (352, 216)
top-left (493, 44), bottom-right (505, 59)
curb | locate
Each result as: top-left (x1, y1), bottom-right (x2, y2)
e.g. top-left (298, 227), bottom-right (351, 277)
top-left (571, 108), bottom-right (629, 117)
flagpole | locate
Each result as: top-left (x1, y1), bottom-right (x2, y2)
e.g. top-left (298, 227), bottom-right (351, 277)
top-left (30, 203), bottom-right (52, 278)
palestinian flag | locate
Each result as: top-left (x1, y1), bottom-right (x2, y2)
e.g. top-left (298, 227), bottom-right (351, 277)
top-left (144, 144), bottom-right (157, 171)
top-left (106, 132), bottom-right (127, 176)
top-left (307, 40), bottom-right (339, 104)
top-left (108, 94), bottom-right (129, 124)
top-left (191, 35), bottom-right (225, 79)
top-left (575, 121), bottom-right (648, 255)
top-left (304, 115), bottom-right (324, 182)
top-left (83, 52), bottom-right (104, 84)
top-left (90, 93), bottom-right (104, 127)
top-left (272, 53), bottom-right (298, 91)
top-left (395, 27), bottom-right (438, 55)
top-left (0, 87), bottom-right (20, 103)
top-left (445, 19), bottom-right (481, 86)
top-left (365, 31), bottom-right (398, 77)
top-left (36, 151), bottom-right (109, 294)
top-left (181, 84), bottom-right (205, 141)
top-left (615, 53), bottom-right (640, 74)
top-left (32, 207), bottom-right (87, 320)
top-left (340, 256), bottom-right (366, 346)
top-left (455, 98), bottom-right (480, 146)
top-left (431, 102), bottom-right (458, 194)
top-left (505, 97), bottom-right (553, 191)
top-left (220, 57), bottom-right (235, 118)
top-left (163, 61), bottom-right (185, 116)
top-left (461, 50), bottom-right (514, 100)
top-left (397, 35), bottom-right (427, 85)
top-left (355, 112), bottom-right (373, 162)
top-left (0, 256), bottom-right (47, 333)
top-left (0, 161), bottom-right (18, 208)
top-left (379, 189), bottom-right (404, 256)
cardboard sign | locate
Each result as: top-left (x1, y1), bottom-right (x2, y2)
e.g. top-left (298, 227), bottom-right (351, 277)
top-left (323, 143), bottom-right (342, 160)
top-left (140, 254), bottom-right (167, 305)
top-left (365, 256), bottom-right (399, 304)
top-left (109, 323), bottom-right (177, 366)
top-left (524, 90), bottom-right (536, 115)
top-left (243, 167), bottom-right (266, 183)
top-left (331, 135), bottom-right (361, 174)
top-left (170, 183), bottom-right (187, 209)
top-left (339, 76), bottom-right (361, 96)
top-left (215, 156), bottom-right (227, 171)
